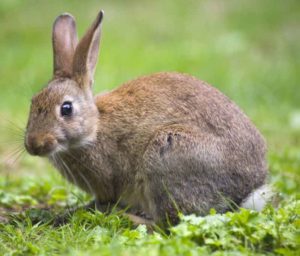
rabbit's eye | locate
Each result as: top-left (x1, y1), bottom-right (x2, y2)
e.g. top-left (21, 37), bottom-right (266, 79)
top-left (61, 101), bottom-right (73, 117)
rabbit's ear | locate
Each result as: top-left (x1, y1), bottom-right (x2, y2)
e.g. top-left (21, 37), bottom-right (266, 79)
top-left (52, 13), bottom-right (78, 78)
top-left (72, 10), bottom-right (104, 88)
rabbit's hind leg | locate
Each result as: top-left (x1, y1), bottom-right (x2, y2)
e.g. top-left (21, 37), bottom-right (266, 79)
top-left (137, 125), bottom-right (229, 227)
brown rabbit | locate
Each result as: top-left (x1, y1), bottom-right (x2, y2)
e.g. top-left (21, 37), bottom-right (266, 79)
top-left (25, 10), bottom-right (270, 226)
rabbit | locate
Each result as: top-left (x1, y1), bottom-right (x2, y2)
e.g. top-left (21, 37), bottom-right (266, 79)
top-left (24, 10), bottom-right (269, 227)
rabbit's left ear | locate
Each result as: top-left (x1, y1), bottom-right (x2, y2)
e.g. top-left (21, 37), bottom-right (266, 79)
top-left (52, 13), bottom-right (78, 78)
top-left (73, 10), bottom-right (104, 88)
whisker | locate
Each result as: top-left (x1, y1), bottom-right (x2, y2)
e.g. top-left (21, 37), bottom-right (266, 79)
top-left (3, 128), bottom-right (25, 138)
top-left (3, 145), bottom-right (24, 159)
top-left (10, 149), bottom-right (26, 166)
top-left (57, 153), bottom-right (96, 200)
top-left (0, 139), bottom-right (24, 146)
top-left (56, 154), bottom-right (79, 189)
top-left (0, 117), bottom-right (26, 148)
top-left (2, 117), bottom-right (25, 134)
top-left (65, 149), bottom-right (100, 179)
top-left (51, 154), bottom-right (73, 198)
top-left (2, 146), bottom-right (26, 168)
top-left (9, 127), bottom-right (25, 136)
top-left (55, 154), bottom-right (85, 208)
top-left (62, 152), bottom-right (96, 196)
top-left (76, 168), bottom-right (95, 196)
top-left (7, 131), bottom-right (25, 140)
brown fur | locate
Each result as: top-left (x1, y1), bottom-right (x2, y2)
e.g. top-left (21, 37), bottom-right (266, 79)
top-left (25, 11), bottom-right (267, 226)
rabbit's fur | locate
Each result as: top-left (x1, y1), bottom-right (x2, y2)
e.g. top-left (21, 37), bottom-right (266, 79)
top-left (25, 11), bottom-right (267, 226)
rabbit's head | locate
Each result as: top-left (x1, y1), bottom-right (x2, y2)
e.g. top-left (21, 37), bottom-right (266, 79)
top-left (25, 11), bottom-right (103, 156)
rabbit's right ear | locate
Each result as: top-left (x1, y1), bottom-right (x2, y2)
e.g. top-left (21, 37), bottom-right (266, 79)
top-left (52, 13), bottom-right (78, 78)
top-left (72, 10), bottom-right (104, 89)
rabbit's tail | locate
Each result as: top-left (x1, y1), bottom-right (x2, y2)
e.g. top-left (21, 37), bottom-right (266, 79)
top-left (240, 184), bottom-right (276, 211)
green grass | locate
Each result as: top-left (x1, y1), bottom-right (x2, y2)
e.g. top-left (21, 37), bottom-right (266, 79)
top-left (0, 0), bottom-right (299, 255)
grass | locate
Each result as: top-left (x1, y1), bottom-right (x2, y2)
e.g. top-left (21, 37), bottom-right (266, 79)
top-left (0, 0), bottom-right (299, 255)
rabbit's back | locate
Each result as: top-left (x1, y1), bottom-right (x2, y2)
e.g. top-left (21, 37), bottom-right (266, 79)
top-left (96, 72), bottom-right (265, 151)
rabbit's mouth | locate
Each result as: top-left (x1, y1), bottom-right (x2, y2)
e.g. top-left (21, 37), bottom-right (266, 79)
top-left (25, 133), bottom-right (59, 157)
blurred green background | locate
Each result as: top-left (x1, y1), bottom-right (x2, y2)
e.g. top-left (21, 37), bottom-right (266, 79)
top-left (0, 0), bottom-right (299, 188)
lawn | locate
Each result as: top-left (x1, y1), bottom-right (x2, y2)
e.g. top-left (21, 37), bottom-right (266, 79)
top-left (0, 0), bottom-right (299, 255)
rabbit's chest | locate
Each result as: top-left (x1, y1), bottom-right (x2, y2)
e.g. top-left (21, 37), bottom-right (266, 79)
top-left (49, 150), bottom-right (115, 202)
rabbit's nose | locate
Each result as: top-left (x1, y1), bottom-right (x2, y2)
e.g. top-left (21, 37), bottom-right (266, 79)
top-left (25, 134), bottom-right (58, 156)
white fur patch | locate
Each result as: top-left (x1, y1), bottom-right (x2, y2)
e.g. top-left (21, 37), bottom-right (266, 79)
top-left (241, 185), bottom-right (274, 211)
